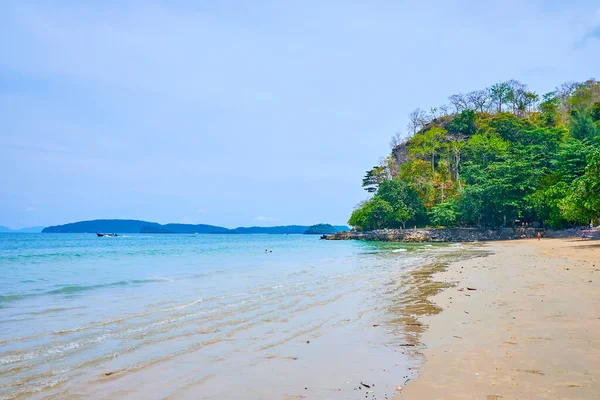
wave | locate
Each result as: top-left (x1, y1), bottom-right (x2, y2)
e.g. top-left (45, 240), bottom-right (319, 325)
top-left (0, 278), bottom-right (170, 305)
top-left (391, 249), bottom-right (407, 253)
top-left (0, 294), bottom-right (24, 303)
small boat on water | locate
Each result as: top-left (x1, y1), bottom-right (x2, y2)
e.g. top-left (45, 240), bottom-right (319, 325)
top-left (96, 232), bottom-right (118, 237)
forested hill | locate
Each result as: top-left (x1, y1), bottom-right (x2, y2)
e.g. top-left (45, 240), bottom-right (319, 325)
top-left (350, 79), bottom-right (600, 230)
top-left (42, 220), bottom-right (231, 234)
top-left (41, 220), bottom-right (349, 234)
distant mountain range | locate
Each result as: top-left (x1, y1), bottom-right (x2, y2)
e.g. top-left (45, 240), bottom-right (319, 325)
top-left (41, 220), bottom-right (348, 234)
top-left (0, 226), bottom-right (45, 233)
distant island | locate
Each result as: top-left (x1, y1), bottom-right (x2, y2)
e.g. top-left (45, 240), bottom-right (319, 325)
top-left (304, 224), bottom-right (343, 235)
top-left (41, 219), bottom-right (349, 235)
top-left (0, 226), bottom-right (45, 233)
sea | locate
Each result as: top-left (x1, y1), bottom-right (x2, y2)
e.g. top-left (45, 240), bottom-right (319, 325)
top-left (0, 233), bottom-right (463, 399)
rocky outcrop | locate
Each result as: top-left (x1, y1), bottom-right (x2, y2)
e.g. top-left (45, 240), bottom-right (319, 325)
top-left (324, 227), bottom-right (588, 242)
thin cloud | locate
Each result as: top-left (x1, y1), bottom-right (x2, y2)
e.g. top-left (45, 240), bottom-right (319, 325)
top-left (255, 216), bottom-right (277, 222)
top-left (575, 25), bottom-right (600, 49)
top-left (0, 140), bottom-right (68, 153)
top-left (587, 25), bottom-right (600, 40)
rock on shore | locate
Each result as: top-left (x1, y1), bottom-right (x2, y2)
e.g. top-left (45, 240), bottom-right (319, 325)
top-left (323, 227), bottom-right (589, 242)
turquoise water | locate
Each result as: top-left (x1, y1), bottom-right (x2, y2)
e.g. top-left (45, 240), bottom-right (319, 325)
top-left (0, 233), bottom-right (445, 399)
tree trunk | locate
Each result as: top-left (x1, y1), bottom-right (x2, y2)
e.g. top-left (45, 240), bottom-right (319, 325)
top-left (455, 154), bottom-right (461, 189)
top-left (402, 221), bottom-right (406, 229)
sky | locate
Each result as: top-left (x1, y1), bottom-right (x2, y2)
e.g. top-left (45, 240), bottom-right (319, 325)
top-left (1, 0), bottom-right (599, 229)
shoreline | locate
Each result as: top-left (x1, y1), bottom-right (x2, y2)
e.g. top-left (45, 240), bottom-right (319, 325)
top-left (324, 227), bottom-right (598, 242)
top-left (397, 238), bottom-right (600, 399)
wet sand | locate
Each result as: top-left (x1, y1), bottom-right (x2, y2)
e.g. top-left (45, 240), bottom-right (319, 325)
top-left (399, 239), bottom-right (600, 399)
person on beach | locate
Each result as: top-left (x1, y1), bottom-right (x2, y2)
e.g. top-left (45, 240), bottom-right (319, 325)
top-left (537, 232), bottom-right (541, 241)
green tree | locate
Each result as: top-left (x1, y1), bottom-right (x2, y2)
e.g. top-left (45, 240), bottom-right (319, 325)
top-left (488, 112), bottom-right (534, 143)
top-left (569, 110), bottom-right (599, 142)
top-left (348, 198), bottom-right (394, 230)
top-left (399, 159), bottom-right (436, 207)
top-left (376, 180), bottom-right (423, 228)
top-left (538, 92), bottom-right (560, 127)
top-left (463, 151), bottom-right (543, 227)
top-left (591, 102), bottom-right (600, 122)
top-left (362, 165), bottom-right (388, 193)
top-left (429, 201), bottom-right (458, 227)
top-left (567, 79), bottom-right (600, 113)
top-left (560, 149), bottom-right (600, 223)
top-left (348, 203), bottom-right (368, 229)
top-left (490, 82), bottom-right (511, 113)
top-left (448, 110), bottom-right (477, 136)
top-left (408, 127), bottom-right (447, 173)
top-left (456, 186), bottom-right (484, 226)
top-left (530, 182), bottom-right (569, 229)
top-left (522, 92), bottom-right (539, 114)
top-left (466, 132), bottom-right (509, 165)
top-left (554, 139), bottom-right (590, 183)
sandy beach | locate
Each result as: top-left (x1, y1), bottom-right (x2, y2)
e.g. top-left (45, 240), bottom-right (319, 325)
top-left (399, 238), bottom-right (600, 399)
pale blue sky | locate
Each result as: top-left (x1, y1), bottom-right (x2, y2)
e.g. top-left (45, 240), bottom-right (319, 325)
top-left (1, 0), bottom-right (599, 229)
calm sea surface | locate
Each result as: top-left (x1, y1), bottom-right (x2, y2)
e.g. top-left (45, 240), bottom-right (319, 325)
top-left (0, 233), bottom-right (458, 399)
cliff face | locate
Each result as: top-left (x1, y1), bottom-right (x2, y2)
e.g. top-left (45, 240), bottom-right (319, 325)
top-left (392, 140), bottom-right (410, 166)
top-left (324, 228), bottom-right (585, 242)
top-left (391, 117), bottom-right (466, 171)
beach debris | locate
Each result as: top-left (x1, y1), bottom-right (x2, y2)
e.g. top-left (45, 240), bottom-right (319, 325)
top-left (399, 344), bottom-right (416, 347)
top-left (457, 288), bottom-right (464, 291)
top-left (373, 324), bottom-right (380, 327)
top-left (360, 382), bottom-right (371, 388)
top-left (464, 311), bottom-right (469, 314)
top-left (396, 386), bottom-right (403, 392)
top-left (453, 335), bottom-right (463, 339)
top-left (467, 287), bottom-right (477, 290)
top-left (104, 371), bottom-right (116, 376)
top-left (406, 323), bottom-right (422, 326)
top-left (306, 340), bottom-right (310, 344)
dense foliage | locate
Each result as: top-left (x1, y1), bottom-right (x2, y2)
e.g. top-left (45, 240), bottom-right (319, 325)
top-left (351, 79), bottom-right (600, 230)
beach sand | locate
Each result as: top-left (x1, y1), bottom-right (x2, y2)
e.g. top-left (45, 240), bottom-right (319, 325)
top-left (399, 238), bottom-right (600, 399)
